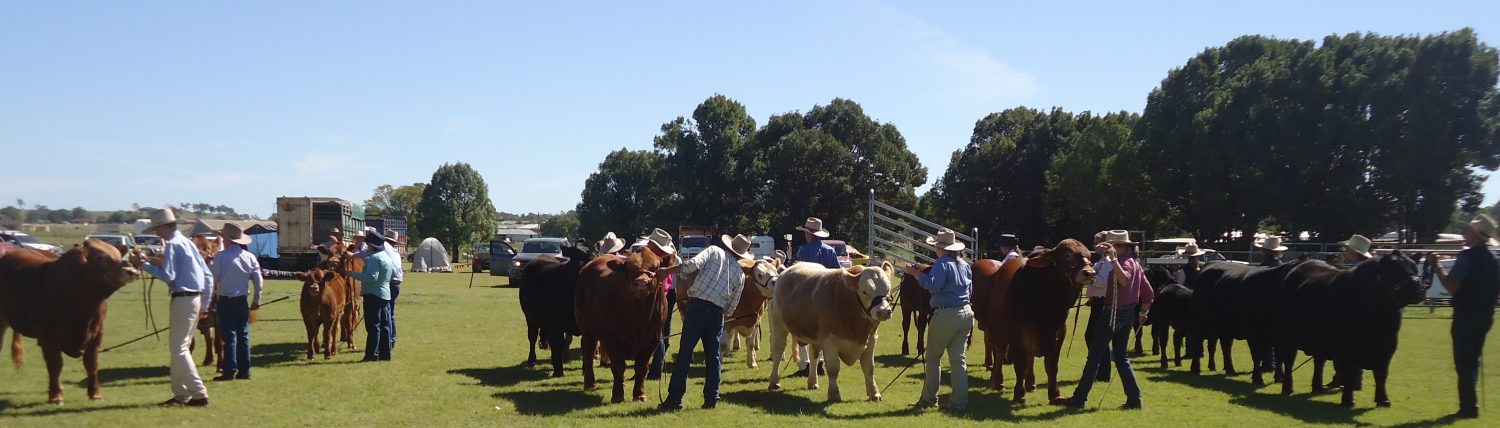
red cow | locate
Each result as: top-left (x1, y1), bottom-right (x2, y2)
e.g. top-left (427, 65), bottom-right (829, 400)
top-left (976, 239), bottom-right (1095, 405)
top-left (897, 264), bottom-right (933, 356)
top-left (574, 248), bottom-right (666, 403)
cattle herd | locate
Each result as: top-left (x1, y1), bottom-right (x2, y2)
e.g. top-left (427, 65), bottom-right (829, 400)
top-left (0, 234), bottom-right (1441, 413)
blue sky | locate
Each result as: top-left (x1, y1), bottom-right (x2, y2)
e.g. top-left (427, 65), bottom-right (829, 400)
top-left (3, 1), bottom-right (1497, 217)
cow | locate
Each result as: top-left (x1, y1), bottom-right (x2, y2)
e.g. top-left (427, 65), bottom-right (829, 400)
top-left (519, 244), bottom-right (593, 377)
top-left (315, 244), bottom-right (363, 352)
top-left (1149, 282), bottom-right (1193, 369)
top-left (897, 264), bottom-right (933, 356)
top-left (1274, 253), bottom-right (1425, 407)
top-left (767, 262), bottom-right (896, 402)
top-left (1132, 266), bottom-right (1178, 356)
top-left (0, 240), bottom-right (139, 405)
top-left (574, 248), bottom-right (668, 403)
top-left (970, 258), bottom-right (1017, 376)
top-left (977, 239), bottom-right (1095, 405)
top-left (1187, 261), bottom-right (1300, 384)
top-left (294, 268), bottom-right (346, 360)
top-left (720, 259), bottom-right (778, 367)
top-left (191, 236), bottom-right (224, 370)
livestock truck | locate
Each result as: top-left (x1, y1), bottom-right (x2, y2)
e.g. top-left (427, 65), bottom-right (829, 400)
top-left (678, 225), bottom-right (714, 261)
top-left (276, 197), bottom-right (365, 271)
top-left (365, 213), bottom-right (409, 255)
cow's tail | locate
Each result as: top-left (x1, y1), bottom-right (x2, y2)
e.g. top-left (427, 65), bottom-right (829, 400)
top-left (2, 323), bottom-right (21, 370)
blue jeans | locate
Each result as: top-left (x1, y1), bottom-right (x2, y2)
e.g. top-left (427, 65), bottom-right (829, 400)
top-left (665, 298), bottom-right (723, 405)
top-left (215, 296), bottom-right (251, 377)
top-left (1071, 305), bottom-right (1142, 404)
top-left (363, 296), bottom-right (392, 361)
top-left (389, 280), bottom-right (401, 349)
top-left (650, 288), bottom-right (676, 377)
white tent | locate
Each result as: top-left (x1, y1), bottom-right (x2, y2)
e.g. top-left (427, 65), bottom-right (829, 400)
top-left (412, 237), bottom-right (452, 272)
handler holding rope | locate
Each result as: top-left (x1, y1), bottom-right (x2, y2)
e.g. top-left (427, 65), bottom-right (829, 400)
top-left (1063, 230), bottom-right (1152, 410)
top-left (905, 227), bottom-right (973, 412)
top-left (1429, 214), bottom-right (1499, 420)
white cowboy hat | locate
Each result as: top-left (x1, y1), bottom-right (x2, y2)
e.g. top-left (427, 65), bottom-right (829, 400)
top-left (648, 228), bottom-right (676, 254)
top-left (924, 227), bottom-right (966, 251)
top-left (1102, 230), bottom-right (1137, 245)
top-left (218, 223), bottom-right (252, 246)
top-left (774, 249), bottom-right (786, 260)
top-left (147, 208), bottom-right (179, 227)
top-left (1469, 214), bottom-right (1497, 239)
top-left (384, 229), bottom-right (401, 244)
top-left (329, 227), bottom-right (342, 234)
top-left (796, 217), bottom-right (831, 238)
top-left (1255, 236), bottom-right (1288, 252)
top-left (1342, 234), bottom-right (1373, 259)
top-left (721, 234), bottom-right (754, 259)
top-left (597, 232), bottom-right (626, 254)
top-left (1182, 242), bottom-right (1207, 257)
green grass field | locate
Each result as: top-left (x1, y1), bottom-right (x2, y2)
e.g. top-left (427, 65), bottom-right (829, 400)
top-left (1, 269), bottom-right (1497, 427)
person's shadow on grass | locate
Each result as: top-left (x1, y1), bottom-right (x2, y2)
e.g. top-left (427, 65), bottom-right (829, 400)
top-left (1145, 370), bottom-right (1371, 424)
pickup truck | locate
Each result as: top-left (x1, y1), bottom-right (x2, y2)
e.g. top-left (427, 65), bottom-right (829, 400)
top-left (0, 230), bottom-right (62, 255)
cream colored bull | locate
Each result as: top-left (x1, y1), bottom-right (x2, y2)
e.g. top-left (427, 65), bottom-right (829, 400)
top-left (720, 259), bottom-right (777, 367)
top-left (767, 261), bottom-right (896, 402)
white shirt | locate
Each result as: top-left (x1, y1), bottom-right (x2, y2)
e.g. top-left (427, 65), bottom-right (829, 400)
top-left (1088, 257), bottom-right (1114, 298)
top-left (680, 246), bottom-right (744, 315)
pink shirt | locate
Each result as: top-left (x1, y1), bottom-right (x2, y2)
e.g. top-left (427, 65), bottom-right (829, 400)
top-left (1108, 257), bottom-right (1155, 307)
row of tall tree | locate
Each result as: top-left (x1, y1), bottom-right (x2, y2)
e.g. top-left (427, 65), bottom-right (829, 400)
top-left (579, 30), bottom-right (1499, 251)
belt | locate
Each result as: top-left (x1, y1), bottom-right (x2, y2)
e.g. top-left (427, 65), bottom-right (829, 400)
top-left (935, 303), bottom-right (970, 310)
top-left (217, 295), bottom-right (247, 300)
top-left (170, 292), bottom-right (200, 298)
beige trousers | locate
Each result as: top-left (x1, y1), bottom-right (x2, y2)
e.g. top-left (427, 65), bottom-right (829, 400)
top-left (170, 294), bottom-right (209, 401)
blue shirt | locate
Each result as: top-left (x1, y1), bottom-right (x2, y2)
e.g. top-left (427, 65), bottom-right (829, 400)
top-left (209, 245), bottom-right (264, 305)
top-left (1449, 243), bottom-right (1498, 314)
top-left (142, 230), bottom-right (214, 297)
top-left (797, 238), bottom-right (841, 269)
top-left (355, 242), bottom-right (404, 282)
top-left (918, 254), bottom-right (972, 309)
top-left (352, 250), bottom-right (396, 300)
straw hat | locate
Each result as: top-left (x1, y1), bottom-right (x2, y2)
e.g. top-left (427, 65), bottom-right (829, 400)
top-left (924, 227), bottom-right (966, 251)
top-left (796, 217), bottom-right (831, 238)
top-left (1102, 230), bottom-right (1137, 245)
top-left (1255, 236), bottom-right (1288, 252)
top-left (721, 234), bottom-right (753, 259)
top-left (1182, 242), bottom-right (1207, 257)
top-left (384, 229), bottom-right (401, 244)
top-left (1469, 214), bottom-right (1497, 239)
top-left (597, 232), bottom-right (626, 254)
top-left (774, 249), bottom-right (786, 260)
top-left (218, 223), bottom-right (252, 246)
top-left (648, 228), bottom-right (675, 254)
top-left (1342, 234), bottom-right (1373, 259)
top-left (147, 208), bottom-right (179, 228)
top-left (1093, 230), bottom-right (1109, 246)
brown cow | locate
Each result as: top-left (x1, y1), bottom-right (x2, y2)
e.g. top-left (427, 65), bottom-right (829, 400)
top-left (575, 248), bottom-right (666, 403)
top-left (191, 236), bottom-right (224, 370)
top-left (977, 239), bottom-right (1094, 405)
top-left (0, 240), bottom-right (139, 405)
top-left (316, 244), bottom-right (362, 352)
top-left (972, 258), bottom-right (1024, 385)
top-left (897, 264), bottom-right (933, 356)
top-left (294, 267), bottom-right (345, 360)
top-left (720, 259), bottom-right (778, 367)
top-left (767, 262), bottom-right (896, 402)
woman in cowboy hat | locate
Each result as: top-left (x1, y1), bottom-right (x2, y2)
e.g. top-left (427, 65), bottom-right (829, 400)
top-left (1429, 214), bottom-right (1500, 419)
top-left (654, 234), bottom-right (753, 411)
top-left (645, 228), bottom-right (679, 380)
top-left (1256, 235), bottom-right (1289, 267)
top-left (207, 223), bottom-right (264, 381)
top-left (1065, 230), bottom-right (1153, 410)
top-left (997, 234), bottom-right (1020, 262)
top-left (905, 228), bottom-right (975, 411)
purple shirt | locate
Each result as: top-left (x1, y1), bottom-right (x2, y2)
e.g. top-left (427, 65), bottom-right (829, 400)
top-left (1107, 257), bottom-right (1155, 307)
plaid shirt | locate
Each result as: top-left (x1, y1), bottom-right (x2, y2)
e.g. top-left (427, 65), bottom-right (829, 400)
top-left (680, 246), bottom-right (743, 315)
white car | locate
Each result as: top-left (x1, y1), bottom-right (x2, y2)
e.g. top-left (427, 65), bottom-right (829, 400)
top-left (0, 230), bottom-right (63, 255)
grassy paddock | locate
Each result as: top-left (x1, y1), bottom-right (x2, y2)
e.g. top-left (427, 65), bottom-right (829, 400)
top-left (1, 270), bottom-right (1497, 427)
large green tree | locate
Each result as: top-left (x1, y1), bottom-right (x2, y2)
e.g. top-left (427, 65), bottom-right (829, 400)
top-left (1044, 111), bottom-right (1167, 240)
top-left (367, 183), bottom-right (427, 239)
top-left (576, 148), bottom-right (668, 241)
top-left (416, 163), bottom-right (498, 252)
top-left (540, 211), bottom-right (581, 240)
top-left (653, 94), bottom-right (761, 231)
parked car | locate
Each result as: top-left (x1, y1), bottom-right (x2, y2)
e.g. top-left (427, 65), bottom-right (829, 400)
top-left (134, 235), bottom-right (166, 257)
top-left (824, 240), bottom-right (855, 269)
top-left (85, 232), bottom-right (133, 249)
top-left (488, 239), bottom-right (518, 277)
top-left (471, 242), bottom-right (492, 272)
top-left (0, 231), bottom-right (62, 255)
top-left (508, 237), bottom-right (568, 285)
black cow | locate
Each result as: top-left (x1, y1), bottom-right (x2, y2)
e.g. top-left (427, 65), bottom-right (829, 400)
top-left (1150, 282), bottom-right (1193, 368)
top-left (1133, 266), bottom-right (1178, 356)
top-left (519, 244), bottom-right (594, 377)
top-left (1188, 261), bottom-right (1299, 384)
top-left (1274, 253), bottom-right (1425, 407)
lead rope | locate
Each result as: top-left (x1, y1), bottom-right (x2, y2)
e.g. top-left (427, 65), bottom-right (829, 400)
top-left (1097, 259), bottom-right (1121, 410)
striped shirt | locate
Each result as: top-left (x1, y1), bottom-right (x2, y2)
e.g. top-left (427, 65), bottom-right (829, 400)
top-left (680, 246), bottom-right (744, 315)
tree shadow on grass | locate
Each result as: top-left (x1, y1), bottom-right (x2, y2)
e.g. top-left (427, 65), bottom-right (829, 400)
top-left (97, 365), bottom-right (168, 385)
top-left (1145, 370), bottom-right (1370, 424)
top-left (448, 364), bottom-right (550, 389)
top-left (0, 398), bottom-right (152, 417)
top-left (252, 342), bottom-right (311, 367)
top-left (721, 389), bottom-right (833, 416)
top-left (496, 388), bottom-right (604, 416)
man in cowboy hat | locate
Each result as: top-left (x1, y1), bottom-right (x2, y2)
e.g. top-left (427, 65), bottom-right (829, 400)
top-left (1256, 235), bottom-right (1288, 267)
top-left (905, 228), bottom-right (974, 411)
top-left (998, 233), bottom-right (1020, 262)
top-left (597, 232), bottom-right (627, 257)
top-left (645, 228), bottom-right (679, 380)
top-left (654, 234), bottom-right (752, 411)
top-left (1065, 230), bottom-right (1153, 410)
top-left (207, 223), bottom-right (263, 381)
top-left (1083, 230), bottom-right (1116, 382)
top-left (349, 230), bottom-right (398, 361)
top-left (1429, 214), bottom-right (1500, 419)
top-left (350, 229), bottom-right (406, 349)
top-left (134, 208), bottom-right (212, 407)
top-left (792, 217), bottom-right (837, 376)
top-left (1342, 234), bottom-right (1374, 268)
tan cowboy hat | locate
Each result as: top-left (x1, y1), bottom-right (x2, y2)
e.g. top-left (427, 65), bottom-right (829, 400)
top-left (648, 228), bottom-right (675, 254)
top-left (597, 232), bottom-right (626, 254)
top-left (384, 229), bottom-right (401, 244)
top-left (796, 217), bottom-right (831, 238)
top-left (1469, 214), bottom-right (1497, 239)
top-left (1103, 230), bottom-right (1137, 245)
top-left (1182, 241), bottom-right (1207, 257)
top-left (1342, 234), bottom-right (1373, 259)
top-left (924, 227), bottom-right (966, 251)
top-left (1255, 236), bottom-right (1288, 252)
top-left (1093, 230), bottom-right (1109, 246)
top-left (218, 223), bottom-right (252, 246)
top-left (329, 227), bottom-right (341, 234)
top-left (774, 249), bottom-right (786, 260)
top-left (721, 234), bottom-right (753, 259)
top-left (147, 208), bottom-right (179, 227)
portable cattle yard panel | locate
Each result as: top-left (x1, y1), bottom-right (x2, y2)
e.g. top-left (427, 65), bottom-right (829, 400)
top-left (865, 189), bottom-right (978, 268)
